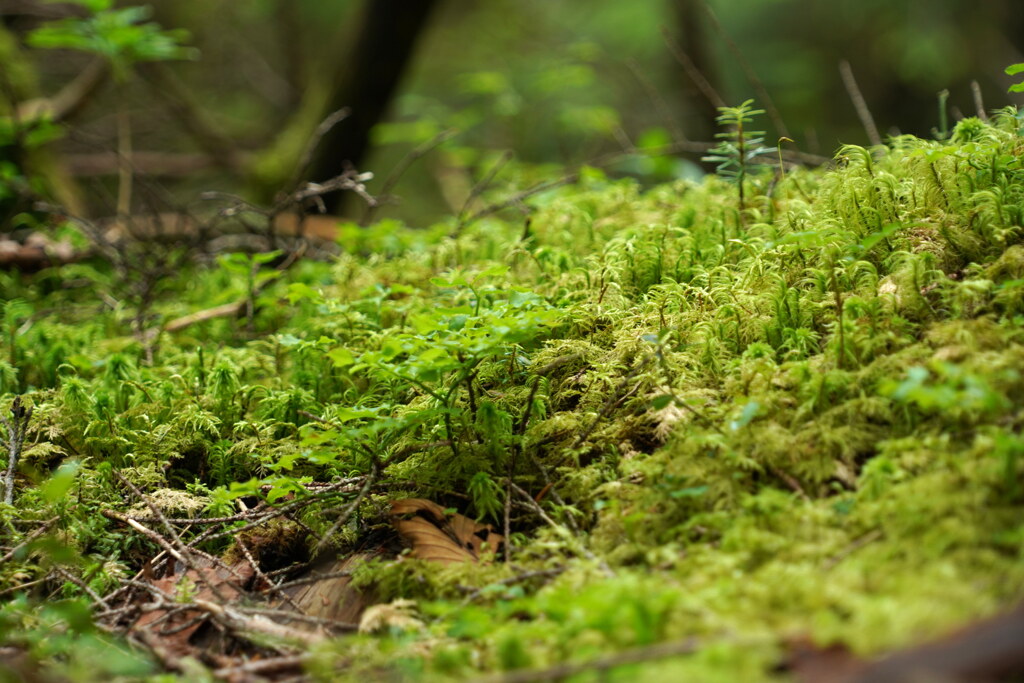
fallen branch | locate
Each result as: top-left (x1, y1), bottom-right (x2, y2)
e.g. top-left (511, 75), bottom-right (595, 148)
top-left (193, 597), bottom-right (325, 646)
top-left (213, 653), bottom-right (312, 680)
top-left (1, 398), bottom-right (33, 505)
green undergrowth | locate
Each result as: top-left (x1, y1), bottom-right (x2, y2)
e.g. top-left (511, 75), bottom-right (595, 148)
top-left (3, 108), bottom-right (1024, 680)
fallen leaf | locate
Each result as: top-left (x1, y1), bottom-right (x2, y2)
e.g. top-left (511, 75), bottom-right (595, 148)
top-left (133, 558), bottom-right (254, 657)
top-left (390, 498), bottom-right (504, 564)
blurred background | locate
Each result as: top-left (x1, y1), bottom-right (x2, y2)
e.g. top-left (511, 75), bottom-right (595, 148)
top-left (2, 0), bottom-right (1023, 227)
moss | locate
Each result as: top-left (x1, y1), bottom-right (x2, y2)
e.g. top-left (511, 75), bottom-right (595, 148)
top-left (5, 115), bottom-right (1024, 681)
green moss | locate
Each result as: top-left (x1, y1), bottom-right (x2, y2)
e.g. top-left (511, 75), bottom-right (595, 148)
top-left (4, 115), bottom-right (1024, 681)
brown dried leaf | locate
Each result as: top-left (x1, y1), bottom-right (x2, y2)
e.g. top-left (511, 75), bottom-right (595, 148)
top-left (389, 498), bottom-right (504, 564)
top-left (281, 552), bottom-right (375, 627)
top-left (133, 559), bottom-right (254, 657)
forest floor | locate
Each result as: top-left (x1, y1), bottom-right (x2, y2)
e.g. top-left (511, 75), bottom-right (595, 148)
top-left (2, 110), bottom-right (1024, 681)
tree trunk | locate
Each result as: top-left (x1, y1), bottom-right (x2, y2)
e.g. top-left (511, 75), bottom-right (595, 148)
top-left (307, 0), bottom-right (441, 215)
top-left (668, 0), bottom-right (721, 140)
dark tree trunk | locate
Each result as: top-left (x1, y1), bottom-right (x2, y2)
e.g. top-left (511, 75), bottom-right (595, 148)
top-left (668, 0), bottom-right (720, 140)
top-left (307, 0), bottom-right (441, 214)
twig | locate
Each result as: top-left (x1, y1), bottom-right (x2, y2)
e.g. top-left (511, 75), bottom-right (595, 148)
top-left (700, 1), bottom-right (791, 140)
top-left (508, 481), bottom-right (612, 577)
top-left (459, 174), bottom-right (578, 229)
top-left (162, 301), bottom-right (245, 333)
top-left (54, 566), bottom-right (112, 610)
top-left (192, 597), bottom-right (325, 646)
top-left (15, 58), bottom-right (109, 124)
top-left (213, 653), bottom-right (312, 679)
top-left (268, 569), bottom-right (354, 592)
top-left (0, 577), bottom-right (49, 598)
top-left (235, 605), bottom-right (358, 631)
top-left (660, 27), bottom-right (726, 109)
top-left (113, 509), bottom-right (266, 526)
top-left (0, 516), bottom-right (57, 565)
top-left (197, 476), bottom-right (367, 544)
top-left (105, 512), bottom-right (185, 566)
top-left (293, 108), bottom-right (351, 186)
top-left (456, 150), bottom-right (515, 229)
top-left (765, 463), bottom-right (809, 501)
top-left (571, 358), bottom-right (652, 451)
top-left (1, 397), bottom-right (33, 505)
top-left (151, 241), bottom-right (308, 339)
top-left (971, 80), bottom-right (988, 121)
top-left (138, 63), bottom-right (242, 171)
top-left (461, 567), bottom-right (565, 601)
top-left (457, 141), bottom-right (828, 231)
top-left (237, 538), bottom-right (304, 611)
top-left (313, 466), bottom-right (378, 554)
top-left (132, 629), bottom-right (188, 674)
top-left (361, 127), bottom-right (458, 226)
top-left (506, 377), bottom-right (542, 558)
top-left (113, 471), bottom-right (187, 549)
top-left (839, 60), bottom-right (883, 147)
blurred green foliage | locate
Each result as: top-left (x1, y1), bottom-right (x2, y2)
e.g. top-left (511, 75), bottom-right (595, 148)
top-left (6, 0), bottom-right (1020, 223)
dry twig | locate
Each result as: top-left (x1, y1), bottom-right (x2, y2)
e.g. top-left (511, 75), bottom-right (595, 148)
top-left (839, 60), bottom-right (883, 147)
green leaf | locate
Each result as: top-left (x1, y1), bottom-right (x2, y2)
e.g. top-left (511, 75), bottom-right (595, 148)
top-left (286, 282), bottom-right (321, 304)
top-left (729, 401), bottom-right (760, 431)
top-left (41, 460), bottom-right (81, 503)
top-left (336, 407), bottom-right (379, 422)
top-left (651, 395), bottom-right (673, 410)
top-left (278, 333), bottom-right (302, 347)
top-left (858, 222), bottom-right (902, 252)
top-left (327, 347), bottom-right (355, 368)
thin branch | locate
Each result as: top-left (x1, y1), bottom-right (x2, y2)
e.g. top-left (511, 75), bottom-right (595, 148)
top-left (237, 538), bottom-right (304, 611)
top-left (54, 566), bottom-right (112, 610)
top-left (15, 58), bottom-right (109, 124)
top-left (508, 481), bottom-right (612, 577)
top-left (268, 569), bottom-right (354, 592)
top-left (138, 63), bottom-right (242, 171)
top-left (457, 149), bottom-right (515, 228)
top-left (699, 1), bottom-right (792, 140)
top-left (0, 516), bottom-right (57, 565)
top-left (293, 108), bottom-right (351, 186)
top-left (313, 466), bottom-right (378, 554)
top-left (1, 398), bottom-right (33, 505)
top-left (971, 80), bottom-right (988, 121)
top-left (839, 60), bottom-right (883, 146)
top-left (660, 27), bottom-right (726, 110)
top-left (192, 597), bottom-right (326, 646)
top-left (213, 653), bottom-right (312, 679)
top-left (361, 127), bottom-right (459, 226)
top-left (461, 567), bottom-right (565, 602)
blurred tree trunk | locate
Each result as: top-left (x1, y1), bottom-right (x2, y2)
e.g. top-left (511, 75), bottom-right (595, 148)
top-left (668, 0), bottom-right (720, 140)
top-left (307, 0), bottom-right (441, 215)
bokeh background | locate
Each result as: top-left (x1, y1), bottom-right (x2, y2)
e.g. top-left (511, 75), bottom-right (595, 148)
top-left (3, 0), bottom-right (1023, 225)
